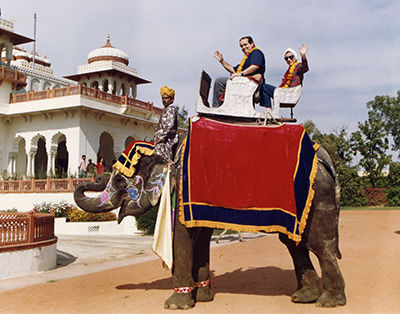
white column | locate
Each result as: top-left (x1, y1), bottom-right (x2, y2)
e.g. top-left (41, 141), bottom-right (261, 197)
top-left (27, 153), bottom-right (34, 177)
top-left (12, 154), bottom-right (16, 174)
top-left (47, 151), bottom-right (55, 174)
top-left (7, 153), bottom-right (15, 174)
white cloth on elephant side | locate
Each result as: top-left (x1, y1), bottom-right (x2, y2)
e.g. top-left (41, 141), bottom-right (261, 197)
top-left (152, 167), bottom-right (173, 269)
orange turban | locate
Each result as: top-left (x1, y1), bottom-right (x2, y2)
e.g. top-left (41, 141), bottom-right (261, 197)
top-left (160, 86), bottom-right (175, 98)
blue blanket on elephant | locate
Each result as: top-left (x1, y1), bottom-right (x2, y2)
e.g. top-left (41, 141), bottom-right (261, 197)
top-left (179, 118), bottom-right (320, 242)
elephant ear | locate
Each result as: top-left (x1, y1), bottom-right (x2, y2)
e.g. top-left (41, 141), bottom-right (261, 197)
top-left (145, 163), bottom-right (170, 206)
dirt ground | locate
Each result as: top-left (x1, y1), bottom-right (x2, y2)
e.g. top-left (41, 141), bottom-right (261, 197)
top-left (1, 210), bottom-right (400, 314)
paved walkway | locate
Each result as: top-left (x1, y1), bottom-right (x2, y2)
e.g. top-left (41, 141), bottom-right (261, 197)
top-left (0, 232), bottom-right (262, 293)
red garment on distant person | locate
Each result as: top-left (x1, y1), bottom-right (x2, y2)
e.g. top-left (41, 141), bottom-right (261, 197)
top-left (96, 162), bottom-right (105, 175)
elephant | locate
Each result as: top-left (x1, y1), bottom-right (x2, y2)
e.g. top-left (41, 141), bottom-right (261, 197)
top-left (74, 133), bottom-right (346, 310)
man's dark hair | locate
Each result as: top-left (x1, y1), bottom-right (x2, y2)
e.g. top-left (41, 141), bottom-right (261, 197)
top-left (240, 36), bottom-right (254, 44)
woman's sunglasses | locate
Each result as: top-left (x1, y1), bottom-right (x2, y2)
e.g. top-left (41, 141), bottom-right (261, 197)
top-left (284, 55), bottom-right (294, 61)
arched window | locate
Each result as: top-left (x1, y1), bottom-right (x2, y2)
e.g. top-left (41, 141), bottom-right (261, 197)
top-left (91, 81), bottom-right (99, 89)
top-left (97, 132), bottom-right (115, 172)
top-left (43, 82), bottom-right (51, 90)
top-left (55, 138), bottom-right (68, 178)
top-left (113, 81), bottom-right (117, 95)
top-left (16, 138), bottom-right (27, 176)
top-left (31, 79), bottom-right (40, 92)
top-left (34, 138), bottom-right (48, 179)
top-left (125, 136), bottom-right (135, 148)
top-left (103, 79), bottom-right (109, 93)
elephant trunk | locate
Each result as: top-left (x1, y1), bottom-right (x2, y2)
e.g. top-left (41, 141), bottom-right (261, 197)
top-left (74, 175), bottom-right (124, 213)
top-left (117, 196), bottom-right (153, 224)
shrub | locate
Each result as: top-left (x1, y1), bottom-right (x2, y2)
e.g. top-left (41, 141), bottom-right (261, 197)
top-left (35, 165), bottom-right (47, 179)
top-left (0, 208), bottom-right (18, 213)
top-left (338, 167), bottom-right (368, 206)
top-left (136, 206), bottom-right (159, 235)
top-left (33, 200), bottom-right (116, 222)
top-left (34, 200), bottom-right (71, 218)
top-left (66, 207), bottom-right (116, 222)
top-left (387, 187), bottom-right (400, 206)
top-left (364, 187), bottom-right (388, 206)
top-left (1, 170), bottom-right (10, 181)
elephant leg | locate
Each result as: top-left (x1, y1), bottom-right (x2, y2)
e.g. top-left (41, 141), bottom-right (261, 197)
top-left (305, 203), bottom-right (346, 307)
top-left (279, 233), bottom-right (321, 303)
top-left (164, 219), bottom-right (200, 310)
top-left (192, 227), bottom-right (214, 303)
top-left (313, 245), bottom-right (346, 307)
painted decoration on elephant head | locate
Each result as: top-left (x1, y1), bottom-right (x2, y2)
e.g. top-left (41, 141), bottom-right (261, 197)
top-left (119, 167), bottom-right (168, 208)
top-left (94, 170), bottom-right (118, 207)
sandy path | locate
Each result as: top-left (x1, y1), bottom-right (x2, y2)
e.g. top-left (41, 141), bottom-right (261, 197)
top-left (1, 210), bottom-right (400, 314)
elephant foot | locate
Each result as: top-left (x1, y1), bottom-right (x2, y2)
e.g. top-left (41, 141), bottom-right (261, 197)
top-left (194, 286), bottom-right (214, 302)
top-left (316, 290), bottom-right (346, 307)
top-left (292, 269), bottom-right (321, 303)
top-left (164, 291), bottom-right (195, 310)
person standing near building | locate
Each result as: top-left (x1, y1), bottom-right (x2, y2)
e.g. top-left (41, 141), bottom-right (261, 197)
top-left (78, 155), bottom-right (87, 178)
top-left (87, 158), bottom-right (96, 178)
top-left (153, 86), bottom-right (178, 161)
top-left (213, 36), bottom-right (266, 107)
top-left (96, 157), bottom-right (105, 175)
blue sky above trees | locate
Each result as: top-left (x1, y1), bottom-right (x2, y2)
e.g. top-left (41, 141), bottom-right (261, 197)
top-left (4, 0), bottom-right (400, 137)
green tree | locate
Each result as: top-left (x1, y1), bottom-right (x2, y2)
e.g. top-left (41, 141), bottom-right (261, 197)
top-left (367, 91), bottom-right (400, 154)
top-left (350, 111), bottom-right (391, 187)
top-left (337, 166), bottom-right (368, 207)
top-left (302, 120), bottom-right (320, 139)
top-left (386, 162), bottom-right (400, 206)
top-left (315, 129), bottom-right (366, 206)
top-left (387, 162), bottom-right (400, 188)
top-left (176, 106), bottom-right (189, 129)
top-left (303, 121), bottom-right (366, 206)
top-left (313, 128), bottom-right (353, 170)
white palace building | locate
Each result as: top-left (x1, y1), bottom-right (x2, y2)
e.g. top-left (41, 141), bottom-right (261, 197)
top-left (0, 16), bottom-right (162, 179)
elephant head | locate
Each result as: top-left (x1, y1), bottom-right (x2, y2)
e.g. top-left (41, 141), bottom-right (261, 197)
top-left (74, 153), bottom-right (177, 224)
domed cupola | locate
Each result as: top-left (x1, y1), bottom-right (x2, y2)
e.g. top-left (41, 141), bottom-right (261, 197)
top-left (87, 34), bottom-right (129, 66)
top-left (13, 46), bottom-right (30, 62)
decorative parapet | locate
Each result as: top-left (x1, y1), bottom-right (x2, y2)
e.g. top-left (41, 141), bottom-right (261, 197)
top-left (78, 60), bottom-right (138, 76)
top-left (0, 65), bottom-right (26, 89)
top-left (0, 208), bottom-right (55, 250)
top-left (10, 84), bottom-right (161, 116)
top-left (13, 59), bottom-right (53, 75)
top-left (0, 176), bottom-right (96, 194)
top-left (0, 18), bottom-right (14, 31)
top-left (12, 60), bottom-right (75, 85)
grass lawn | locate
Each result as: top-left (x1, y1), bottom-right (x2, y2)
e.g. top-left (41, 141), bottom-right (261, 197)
top-left (341, 206), bottom-right (400, 210)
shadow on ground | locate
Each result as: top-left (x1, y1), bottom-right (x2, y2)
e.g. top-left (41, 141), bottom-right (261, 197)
top-left (56, 250), bottom-right (77, 267)
top-left (116, 266), bottom-right (295, 297)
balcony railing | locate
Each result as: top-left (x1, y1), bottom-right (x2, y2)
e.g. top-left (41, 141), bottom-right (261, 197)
top-left (0, 176), bottom-right (96, 194)
top-left (0, 66), bottom-right (26, 85)
top-left (0, 209), bottom-right (56, 251)
top-left (10, 84), bottom-right (163, 115)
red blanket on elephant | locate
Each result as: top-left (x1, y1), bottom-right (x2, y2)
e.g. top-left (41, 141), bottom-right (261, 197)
top-left (179, 118), bottom-right (320, 241)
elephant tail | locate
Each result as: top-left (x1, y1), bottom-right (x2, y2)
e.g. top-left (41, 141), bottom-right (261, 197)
top-left (334, 174), bottom-right (342, 260)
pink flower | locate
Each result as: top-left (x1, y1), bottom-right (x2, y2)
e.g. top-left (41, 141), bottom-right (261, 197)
top-left (101, 191), bottom-right (110, 203)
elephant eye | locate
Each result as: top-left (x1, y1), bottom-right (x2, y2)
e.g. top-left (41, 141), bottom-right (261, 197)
top-left (115, 176), bottom-right (127, 189)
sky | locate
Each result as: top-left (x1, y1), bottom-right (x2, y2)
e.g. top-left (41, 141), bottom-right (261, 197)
top-left (3, 0), bottom-right (400, 138)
